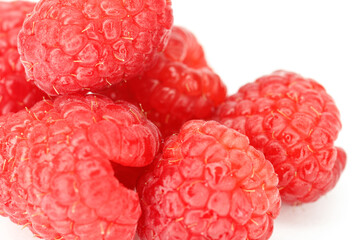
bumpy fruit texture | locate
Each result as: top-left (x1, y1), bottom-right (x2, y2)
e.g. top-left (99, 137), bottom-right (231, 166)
top-left (137, 120), bottom-right (281, 240)
top-left (101, 26), bottom-right (227, 137)
top-left (0, 1), bottom-right (46, 115)
top-left (214, 70), bottom-right (346, 204)
top-left (18, 0), bottom-right (173, 95)
top-left (0, 94), bottom-right (161, 239)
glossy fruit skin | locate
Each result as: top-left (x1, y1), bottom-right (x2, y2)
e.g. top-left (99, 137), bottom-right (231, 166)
top-left (17, 0), bottom-right (173, 95)
top-left (0, 94), bottom-right (161, 239)
top-left (137, 120), bottom-right (281, 240)
top-left (0, 1), bottom-right (46, 115)
top-left (214, 70), bottom-right (346, 204)
top-left (101, 26), bottom-right (227, 137)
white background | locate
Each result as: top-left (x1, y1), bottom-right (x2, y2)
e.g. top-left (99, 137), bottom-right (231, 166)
top-left (1, 0), bottom-right (360, 239)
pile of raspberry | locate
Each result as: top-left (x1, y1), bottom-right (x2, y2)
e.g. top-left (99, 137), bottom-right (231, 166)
top-left (0, 1), bottom-right (346, 240)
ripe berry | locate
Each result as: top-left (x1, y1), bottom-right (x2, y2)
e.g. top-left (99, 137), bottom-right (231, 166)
top-left (0, 1), bottom-right (45, 115)
top-left (0, 94), bottom-right (161, 239)
top-left (137, 120), bottom-right (281, 240)
top-left (17, 0), bottom-right (173, 95)
top-left (101, 26), bottom-right (227, 137)
top-left (214, 70), bottom-right (346, 204)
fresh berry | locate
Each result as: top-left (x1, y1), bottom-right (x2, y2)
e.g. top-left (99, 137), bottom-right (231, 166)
top-left (214, 70), bottom-right (346, 204)
top-left (101, 26), bottom-right (227, 137)
top-left (0, 94), bottom-right (161, 239)
top-left (17, 0), bottom-right (174, 96)
top-left (0, 1), bottom-right (46, 115)
top-left (137, 120), bottom-right (281, 240)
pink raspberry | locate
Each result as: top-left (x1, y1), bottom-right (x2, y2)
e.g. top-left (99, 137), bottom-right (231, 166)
top-left (0, 94), bottom-right (161, 239)
top-left (214, 70), bottom-right (346, 204)
top-left (101, 26), bottom-right (227, 137)
top-left (137, 120), bottom-right (281, 240)
top-left (17, 0), bottom-right (173, 95)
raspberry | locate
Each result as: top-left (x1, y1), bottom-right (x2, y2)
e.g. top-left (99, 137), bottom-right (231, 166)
top-left (17, 0), bottom-right (173, 96)
top-left (0, 1), bottom-right (45, 115)
top-left (0, 94), bottom-right (161, 239)
top-left (101, 26), bottom-right (227, 137)
top-left (137, 120), bottom-right (281, 240)
top-left (214, 70), bottom-right (346, 204)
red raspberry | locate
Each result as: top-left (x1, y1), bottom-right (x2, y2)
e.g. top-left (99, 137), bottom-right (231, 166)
top-left (17, 0), bottom-right (173, 96)
top-left (0, 94), bottom-right (161, 239)
top-left (137, 120), bottom-right (281, 240)
top-left (101, 26), bottom-right (227, 137)
top-left (214, 70), bottom-right (346, 204)
top-left (0, 1), bottom-right (46, 115)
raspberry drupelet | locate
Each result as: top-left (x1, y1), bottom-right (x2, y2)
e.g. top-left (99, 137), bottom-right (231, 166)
top-left (137, 120), bottom-right (281, 240)
top-left (17, 0), bottom-right (174, 95)
top-left (0, 1), bottom-right (46, 115)
top-left (214, 70), bottom-right (346, 204)
top-left (0, 94), bottom-right (161, 239)
top-left (101, 26), bottom-right (227, 137)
